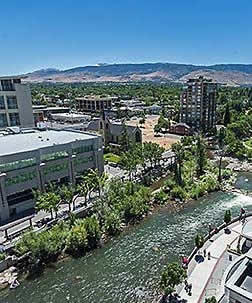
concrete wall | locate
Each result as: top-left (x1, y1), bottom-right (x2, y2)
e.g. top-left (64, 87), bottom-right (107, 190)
top-left (0, 82), bottom-right (34, 129)
top-left (15, 84), bottom-right (34, 128)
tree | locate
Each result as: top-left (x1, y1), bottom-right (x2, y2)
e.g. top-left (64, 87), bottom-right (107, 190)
top-left (195, 233), bottom-right (204, 250)
top-left (77, 182), bottom-right (89, 205)
top-left (82, 169), bottom-right (98, 199)
top-left (139, 118), bottom-right (145, 125)
top-left (224, 210), bottom-right (232, 225)
top-left (59, 184), bottom-right (79, 212)
top-left (218, 127), bottom-right (226, 182)
top-left (120, 151), bottom-right (138, 180)
top-left (160, 262), bottom-right (186, 299)
top-left (171, 142), bottom-right (185, 186)
top-left (196, 136), bottom-right (207, 176)
top-left (97, 171), bottom-right (109, 197)
top-left (119, 121), bottom-right (129, 150)
top-left (154, 123), bottom-right (162, 136)
top-left (35, 190), bottom-right (61, 219)
top-left (223, 103), bottom-right (231, 126)
top-left (205, 296), bottom-right (217, 303)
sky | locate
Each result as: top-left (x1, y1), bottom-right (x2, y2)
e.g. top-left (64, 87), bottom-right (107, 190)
top-left (0, 0), bottom-right (252, 75)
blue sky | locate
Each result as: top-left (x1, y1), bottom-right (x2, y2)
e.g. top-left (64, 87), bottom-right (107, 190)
top-left (1, 0), bottom-right (252, 75)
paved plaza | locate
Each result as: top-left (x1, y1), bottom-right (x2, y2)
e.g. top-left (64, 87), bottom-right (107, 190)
top-left (178, 219), bottom-right (249, 303)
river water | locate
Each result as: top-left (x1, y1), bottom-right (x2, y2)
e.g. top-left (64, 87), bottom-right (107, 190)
top-left (1, 174), bottom-right (252, 303)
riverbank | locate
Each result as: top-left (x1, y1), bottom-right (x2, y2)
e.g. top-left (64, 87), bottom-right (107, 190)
top-left (0, 168), bottom-right (243, 295)
top-left (2, 190), bottom-right (252, 303)
top-left (3, 167), bottom-right (234, 272)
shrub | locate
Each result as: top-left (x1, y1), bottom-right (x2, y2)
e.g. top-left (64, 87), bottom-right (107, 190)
top-left (224, 210), bottom-right (232, 225)
top-left (195, 233), bottom-right (204, 249)
top-left (205, 296), bottom-right (217, 303)
top-left (154, 189), bottom-right (168, 205)
top-left (0, 253), bottom-right (5, 261)
top-left (67, 220), bottom-right (88, 253)
top-left (170, 186), bottom-right (187, 201)
top-left (104, 210), bottom-right (122, 235)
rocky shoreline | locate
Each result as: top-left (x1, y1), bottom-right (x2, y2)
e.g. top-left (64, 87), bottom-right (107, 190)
top-left (225, 157), bottom-right (252, 172)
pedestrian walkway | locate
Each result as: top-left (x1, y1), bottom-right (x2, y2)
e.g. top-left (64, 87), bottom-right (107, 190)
top-left (179, 220), bottom-right (246, 303)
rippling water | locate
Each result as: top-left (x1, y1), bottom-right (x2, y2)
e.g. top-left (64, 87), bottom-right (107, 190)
top-left (1, 175), bottom-right (252, 303)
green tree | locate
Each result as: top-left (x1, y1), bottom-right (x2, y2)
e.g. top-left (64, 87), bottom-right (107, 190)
top-left (160, 262), bottom-right (187, 299)
top-left (195, 233), bottom-right (204, 250)
top-left (224, 210), bottom-right (232, 225)
top-left (205, 296), bottom-right (217, 303)
top-left (59, 184), bottom-right (79, 212)
top-left (35, 190), bottom-right (61, 219)
top-left (120, 151), bottom-right (138, 180)
top-left (172, 142), bottom-right (185, 186)
top-left (196, 136), bottom-right (207, 176)
top-left (119, 121), bottom-right (129, 150)
top-left (223, 103), bottom-right (231, 126)
top-left (154, 123), bottom-right (162, 136)
top-left (218, 127), bottom-right (226, 182)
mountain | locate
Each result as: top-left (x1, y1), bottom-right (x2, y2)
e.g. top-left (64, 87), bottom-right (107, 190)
top-left (23, 63), bottom-right (252, 85)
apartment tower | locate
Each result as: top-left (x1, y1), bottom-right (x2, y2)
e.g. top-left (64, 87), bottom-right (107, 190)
top-left (179, 76), bottom-right (217, 131)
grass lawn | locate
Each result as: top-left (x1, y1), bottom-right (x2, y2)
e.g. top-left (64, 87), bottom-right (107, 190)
top-left (104, 153), bottom-right (121, 163)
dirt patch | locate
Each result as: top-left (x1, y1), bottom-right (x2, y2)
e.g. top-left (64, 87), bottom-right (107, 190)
top-left (127, 116), bottom-right (180, 150)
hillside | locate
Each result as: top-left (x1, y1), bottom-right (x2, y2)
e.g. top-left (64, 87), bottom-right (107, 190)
top-left (22, 63), bottom-right (252, 85)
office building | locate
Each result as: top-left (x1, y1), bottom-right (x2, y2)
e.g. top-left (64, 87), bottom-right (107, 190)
top-left (0, 128), bottom-right (103, 222)
top-left (0, 77), bottom-right (34, 129)
top-left (179, 76), bottom-right (217, 131)
top-left (76, 96), bottom-right (116, 112)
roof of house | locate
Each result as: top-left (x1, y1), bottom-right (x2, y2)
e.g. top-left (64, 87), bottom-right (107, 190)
top-left (173, 123), bottom-right (191, 129)
top-left (109, 122), bottom-right (140, 137)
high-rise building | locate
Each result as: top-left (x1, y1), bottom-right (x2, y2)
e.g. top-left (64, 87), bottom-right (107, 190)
top-left (179, 76), bottom-right (217, 131)
top-left (0, 76), bottom-right (34, 129)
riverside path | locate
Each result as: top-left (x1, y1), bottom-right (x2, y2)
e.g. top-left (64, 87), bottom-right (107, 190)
top-left (178, 218), bottom-right (248, 303)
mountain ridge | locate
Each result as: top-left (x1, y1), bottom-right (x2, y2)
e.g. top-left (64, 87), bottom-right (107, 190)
top-left (22, 62), bottom-right (252, 85)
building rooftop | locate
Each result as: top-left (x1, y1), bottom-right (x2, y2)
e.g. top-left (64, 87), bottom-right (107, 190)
top-left (51, 113), bottom-right (89, 119)
top-left (0, 76), bottom-right (25, 80)
top-left (242, 220), bottom-right (252, 240)
top-left (0, 129), bottom-right (97, 157)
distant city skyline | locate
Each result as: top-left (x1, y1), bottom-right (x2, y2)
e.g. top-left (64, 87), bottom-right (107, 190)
top-left (1, 0), bottom-right (252, 75)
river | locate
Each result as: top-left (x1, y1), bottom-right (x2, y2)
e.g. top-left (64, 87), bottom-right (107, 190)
top-left (1, 174), bottom-right (252, 303)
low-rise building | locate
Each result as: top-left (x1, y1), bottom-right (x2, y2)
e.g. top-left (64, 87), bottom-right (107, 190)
top-left (224, 249), bottom-right (252, 303)
top-left (0, 76), bottom-right (34, 129)
top-left (83, 115), bottom-right (142, 147)
top-left (0, 128), bottom-right (103, 223)
top-left (76, 96), bottom-right (117, 113)
top-left (169, 122), bottom-right (192, 135)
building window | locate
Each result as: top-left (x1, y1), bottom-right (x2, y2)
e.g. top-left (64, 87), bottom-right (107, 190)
top-left (0, 113), bottom-right (8, 127)
top-left (9, 113), bottom-right (20, 126)
top-left (1, 80), bottom-right (14, 91)
top-left (7, 189), bottom-right (34, 206)
top-left (13, 79), bottom-right (21, 84)
top-left (7, 96), bottom-right (18, 109)
top-left (0, 96), bottom-right (5, 109)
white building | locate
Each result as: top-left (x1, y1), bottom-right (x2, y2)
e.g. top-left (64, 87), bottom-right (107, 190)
top-left (223, 221), bottom-right (252, 303)
top-left (0, 77), bottom-right (34, 129)
top-left (0, 128), bottom-right (104, 222)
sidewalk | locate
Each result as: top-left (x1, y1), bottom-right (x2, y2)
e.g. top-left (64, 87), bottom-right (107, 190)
top-left (179, 220), bottom-right (246, 303)
top-left (0, 195), bottom-right (93, 247)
